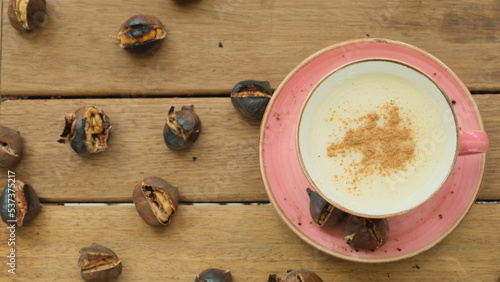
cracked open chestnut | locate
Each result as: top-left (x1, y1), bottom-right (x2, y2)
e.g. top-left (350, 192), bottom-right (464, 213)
top-left (133, 176), bottom-right (179, 226)
top-left (117, 14), bottom-right (166, 52)
top-left (268, 269), bottom-right (323, 282)
top-left (230, 80), bottom-right (272, 120)
top-left (1, 180), bottom-right (42, 227)
top-left (0, 125), bottom-right (23, 169)
top-left (195, 268), bottom-right (233, 282)
top-left (57, 106), bottom-right (111, 155)
top-left (78, 243), bottom-right (122, 282)
top-left (306, 188), bottom-right (346, 228)
top-left (8, 0), bottom-right (46, 33)
top-left (344, 215), bottom-right (389, 250)
top-left (163, 105), bottom-right (201, 151)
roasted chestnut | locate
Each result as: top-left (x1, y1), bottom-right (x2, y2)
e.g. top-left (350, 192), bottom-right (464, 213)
top-left (163, 105), bottom-right (201, 151)
top-left (117, 15), bottom-right (166, 52)
top-left (306, 188), bottom-right (346, 228)
top-left (230, 80), bottom-right (272, 120)
top-left (0, 125), bottom-right (23, 169)
top-left (132, 176), bottom-right (179, 226)
top-left (57, 106), bottom-right (111, 155)
top-left (268, 274), bottom-right (280, 281)
top-left (195, 268), bottom-right (233, 282)
top-left (8, 0), bottom-right (46, 33)
top-left (1, 180), bottom-right (42, 227)
top-left (268, 269), bottom-right (323, 282)
top-left (78, 243), bottom-right (122, 282)
top-left (344, 215), bottom-right (389, 250)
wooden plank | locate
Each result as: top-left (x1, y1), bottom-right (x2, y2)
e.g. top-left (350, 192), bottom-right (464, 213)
top-left (0, 98), bottom-right (265, 203)
top-left (0, 204), bottom-right (498, 280)
top-left (1, 0), bottom-right (499, 96)
top-left (474, 95), bottom-right (500, 201)
top-left (1, 95), bottom-right (499, 203)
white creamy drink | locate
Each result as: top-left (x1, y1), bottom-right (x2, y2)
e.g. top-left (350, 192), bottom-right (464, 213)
top-left (298, 60), bottom-right (458, 217)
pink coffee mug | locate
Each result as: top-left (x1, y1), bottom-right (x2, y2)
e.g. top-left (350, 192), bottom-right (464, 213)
top-left (459, 130), bottom-right (489, 155)
top-left (297, 59), bottom-right (489, 218)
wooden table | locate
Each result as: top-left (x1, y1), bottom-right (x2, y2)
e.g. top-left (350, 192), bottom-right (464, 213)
top-left (1, 0), bottom-right (499, 280)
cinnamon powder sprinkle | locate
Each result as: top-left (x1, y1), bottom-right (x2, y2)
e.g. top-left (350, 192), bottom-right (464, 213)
top-left (327, 101), bottom-right (416, 187)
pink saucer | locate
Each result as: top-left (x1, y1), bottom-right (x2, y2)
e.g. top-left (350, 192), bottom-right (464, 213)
top-left (259, 39), bottom-right (486, 262)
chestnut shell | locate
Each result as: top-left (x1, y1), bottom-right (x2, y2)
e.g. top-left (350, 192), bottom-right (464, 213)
top-left (163, 105), bottom-right (202, 151)
top-left (0, 125), bottom-right (23, 169)
top-left (118, 14), bottom-right (166, 52)
top-left (8, 0), bottom-right (46, 32)
top-left (230, 80), bottom-right (272, 120)
top-left (132, 176), bottom-right (179, 226)
top-left (306, 188), bottom-right (346, 228)
top-left (78, 243), bottom-right (122, 282)
top-left (58, 106), bottom-right (111, 155)
top-left (269, 269), bottom-right (323, 282)
top-left (195, 268), bottom-right (233, 282)
top-left (344, 215), bottom-right (389, 250)
top-left (0, 180), bottom-right (42, 227)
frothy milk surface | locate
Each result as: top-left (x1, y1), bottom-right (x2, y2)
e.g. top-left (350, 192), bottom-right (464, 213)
top-left (298, 60), bottom-right (458, 217)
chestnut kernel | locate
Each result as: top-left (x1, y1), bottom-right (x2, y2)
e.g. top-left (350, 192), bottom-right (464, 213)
top-left (78, 243), bottom-right (122, 282)
top-left (1, 180), bottom-right (42, 227)
top-left (117, 15), bottom-right (166, 52)
top-left (230, 80), bottom-right (272, 120)
top-left (0, 125), bottom-right (23, 169)
top-left (163, 105), bottom-right (202, 151)
top-left (57, 106), bottom-right (111, 155)
top-left (306, 188), bottom-right (346, 228)
top-left (8, 0), bottom-right (46, 33)
top-left (132, 176), bottom-right (179, 226)
top-left (195, 268), bottom-right (233, 282)
top-left (269, 269), bottom-right (323, 282)
top-left (344, 215), bottom-right (389, 250)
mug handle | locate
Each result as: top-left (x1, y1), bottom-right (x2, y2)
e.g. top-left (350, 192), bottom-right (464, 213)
top-left (459, 130), bottom-right (489, 156)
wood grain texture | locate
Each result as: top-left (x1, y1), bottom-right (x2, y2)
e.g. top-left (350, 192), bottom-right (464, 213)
top-left (0, 95), bottom-right (499, 203)
top-left (0, 2), bottom-right (498, 281)
top-left (475, 95), bottom-right (500, 200)
top-left (0, 98), bottom-right (265, 203)
top-left (0, 204), bottom-right (498, 281)
top-left (1, 0), bottom-right (499, 96)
